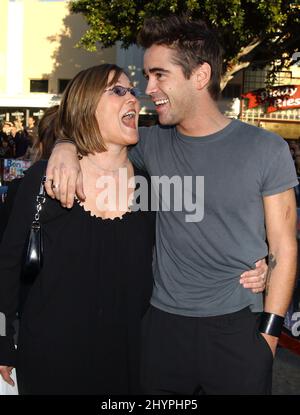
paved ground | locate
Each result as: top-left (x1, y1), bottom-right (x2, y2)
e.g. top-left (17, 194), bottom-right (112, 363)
top-left (273, 346), bottom-right (300, 395)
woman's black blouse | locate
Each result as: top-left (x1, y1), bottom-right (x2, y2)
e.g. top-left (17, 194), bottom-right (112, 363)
top-left (0, 160), bottom-right (155, 394)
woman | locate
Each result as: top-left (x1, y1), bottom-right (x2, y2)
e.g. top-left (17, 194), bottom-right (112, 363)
top-left (0, 64), bottom-right (155, 394)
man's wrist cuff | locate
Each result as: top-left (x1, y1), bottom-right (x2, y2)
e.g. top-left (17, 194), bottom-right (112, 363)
top-left (259, 312), bottom-right (284, 338)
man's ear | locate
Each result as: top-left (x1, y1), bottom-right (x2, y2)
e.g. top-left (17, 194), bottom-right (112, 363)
top-left (195, 62), bottom-right (211, 90)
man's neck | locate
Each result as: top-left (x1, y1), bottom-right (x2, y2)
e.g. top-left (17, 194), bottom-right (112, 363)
top-left (176, 100), bottom-right (231, 137)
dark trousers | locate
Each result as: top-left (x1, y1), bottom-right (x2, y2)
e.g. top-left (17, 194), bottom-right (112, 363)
top-left (141, 306), bottom-right (273, 395)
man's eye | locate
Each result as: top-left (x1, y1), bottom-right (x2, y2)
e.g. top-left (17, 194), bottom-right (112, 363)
top-left (156, 73), bottom-right (163, 79)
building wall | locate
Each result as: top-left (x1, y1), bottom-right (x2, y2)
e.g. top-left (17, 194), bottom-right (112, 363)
top-left (0, 0), bottom-right (299, 133)
top-left (220, 63), bottom-right (300, 139)
top-left (258, 121), bottom-right (300, 139)
top-left (0, 0), bottom-right (9, 93)
top-left (0, 0), bottom-right (116, 97)
top-left (241, 64), bottom-right (300, 138)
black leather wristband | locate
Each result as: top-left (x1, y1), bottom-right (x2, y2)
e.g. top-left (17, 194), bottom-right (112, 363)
top-left (259, 312), bottom-right (284, 338)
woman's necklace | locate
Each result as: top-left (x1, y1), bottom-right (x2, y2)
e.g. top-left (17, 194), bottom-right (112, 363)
top-left (86, 156), bottom-right (129, 174)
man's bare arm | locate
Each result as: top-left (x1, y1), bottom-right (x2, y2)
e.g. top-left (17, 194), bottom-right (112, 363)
top-left (262, 188), bottom-right (298, 355)
top-left (45, 143), bottom-right (84, 207)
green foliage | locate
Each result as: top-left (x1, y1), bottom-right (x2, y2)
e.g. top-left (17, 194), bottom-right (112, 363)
top-left (69, 0), bottom-right (300, 75)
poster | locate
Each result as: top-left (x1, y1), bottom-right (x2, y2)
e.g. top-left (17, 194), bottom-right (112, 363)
top-left (3, 159), bottom-right (32, 182)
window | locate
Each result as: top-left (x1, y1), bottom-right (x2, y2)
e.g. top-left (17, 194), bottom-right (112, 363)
top-left (243, 67), bottom-right (293, 93)
top-left (58, 79), bottom-right (71, 94)
top-left (30, 80), bottom-right (48, 93)
top-left (243, 68), bottom-right (268, 93)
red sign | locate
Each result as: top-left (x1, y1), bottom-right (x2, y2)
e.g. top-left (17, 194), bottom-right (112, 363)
top-left (242, 85), bottom-right (300, 113)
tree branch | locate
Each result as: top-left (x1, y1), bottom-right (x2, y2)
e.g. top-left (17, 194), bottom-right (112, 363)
top-left (221, 61), bottom-right (251, 91)
top-left (236, 38), bottom-right (262, 60)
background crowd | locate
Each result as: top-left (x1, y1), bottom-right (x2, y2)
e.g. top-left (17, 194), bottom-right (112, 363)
top-left (0, 117), bottom-right (38, 160)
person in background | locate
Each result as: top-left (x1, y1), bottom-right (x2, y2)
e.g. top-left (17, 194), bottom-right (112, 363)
top-left (24, 116), bottom-right (38, 160)
top-left (0, 122), bottom-right (15, 158)
top-left (25, 116), bottom-right (38, 140)
top-left (13, 118), bottom-right (29, 159)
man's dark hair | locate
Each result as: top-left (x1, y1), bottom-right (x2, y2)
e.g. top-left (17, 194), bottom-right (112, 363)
top-left (138, 15), bottom-right (224, 100)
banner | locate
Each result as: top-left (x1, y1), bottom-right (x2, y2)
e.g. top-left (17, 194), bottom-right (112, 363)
top-left (242, 85), bottom-right (300, 113)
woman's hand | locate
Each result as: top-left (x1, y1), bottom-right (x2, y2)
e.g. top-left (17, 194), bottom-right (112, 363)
top-left (45, 143), bottom-right (85, 208)
top-left (240, 259), bottom-right (268, 293)
top-left (0, 365), bottom-right (15, 386)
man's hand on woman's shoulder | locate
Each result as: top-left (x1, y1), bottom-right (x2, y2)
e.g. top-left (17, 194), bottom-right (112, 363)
top-left (45, 143), bottom-right (85, 208)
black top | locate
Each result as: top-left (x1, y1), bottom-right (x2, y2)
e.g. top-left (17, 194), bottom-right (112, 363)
top-left (0, 160), bottom-right (155, 394)
top-left (14, 130), bottom-right (29, 158)
top-left (0, 131), bottom-right (15, 158)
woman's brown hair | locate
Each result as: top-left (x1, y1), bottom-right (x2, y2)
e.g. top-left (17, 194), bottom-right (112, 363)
top-left (55, 64), bottom-right (126, 156)
top-left (35, 105), bottom-right (59, 160)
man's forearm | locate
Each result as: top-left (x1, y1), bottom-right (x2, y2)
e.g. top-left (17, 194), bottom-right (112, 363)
top-left (259, 189), bottom-right (296, 350)
top-left (45, 141), bottom-right (84, 205)
top-left (264, 241), bottom-right (297, 316)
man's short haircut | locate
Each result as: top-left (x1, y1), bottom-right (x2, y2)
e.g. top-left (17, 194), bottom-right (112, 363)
top-left (138, 15), bottom-right (224, 100)
top-left (55, 64), bottom-right (126, 155)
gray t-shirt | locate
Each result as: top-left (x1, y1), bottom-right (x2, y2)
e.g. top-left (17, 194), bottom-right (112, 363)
top-left (129, 120), bottom-right (298, 317)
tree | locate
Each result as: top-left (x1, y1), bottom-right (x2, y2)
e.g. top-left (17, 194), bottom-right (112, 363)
top-left (69, 0), bottom-right (300, 89)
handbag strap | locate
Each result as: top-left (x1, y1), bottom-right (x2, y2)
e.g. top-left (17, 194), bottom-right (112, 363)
top-left (32, 176), bottom-right (46, 226)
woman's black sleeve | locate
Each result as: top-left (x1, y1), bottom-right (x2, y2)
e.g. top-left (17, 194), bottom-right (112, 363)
top-left (0, 161), bottom-right (46, 366)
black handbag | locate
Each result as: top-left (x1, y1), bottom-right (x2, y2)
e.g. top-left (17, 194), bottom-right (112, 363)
top-left (21, 176), bottom-right (46, 284)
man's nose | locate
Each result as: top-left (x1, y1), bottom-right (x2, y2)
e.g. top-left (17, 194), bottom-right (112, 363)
top-left (145, 77), bottom-right (157, 96)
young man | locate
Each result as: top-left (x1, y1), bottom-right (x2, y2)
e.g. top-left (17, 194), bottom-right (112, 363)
top-left (44, 16), bottom-right (297, 394)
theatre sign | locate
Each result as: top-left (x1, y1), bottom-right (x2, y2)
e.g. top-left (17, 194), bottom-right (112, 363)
top-left (242, 85), bottom-right (300, 113)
